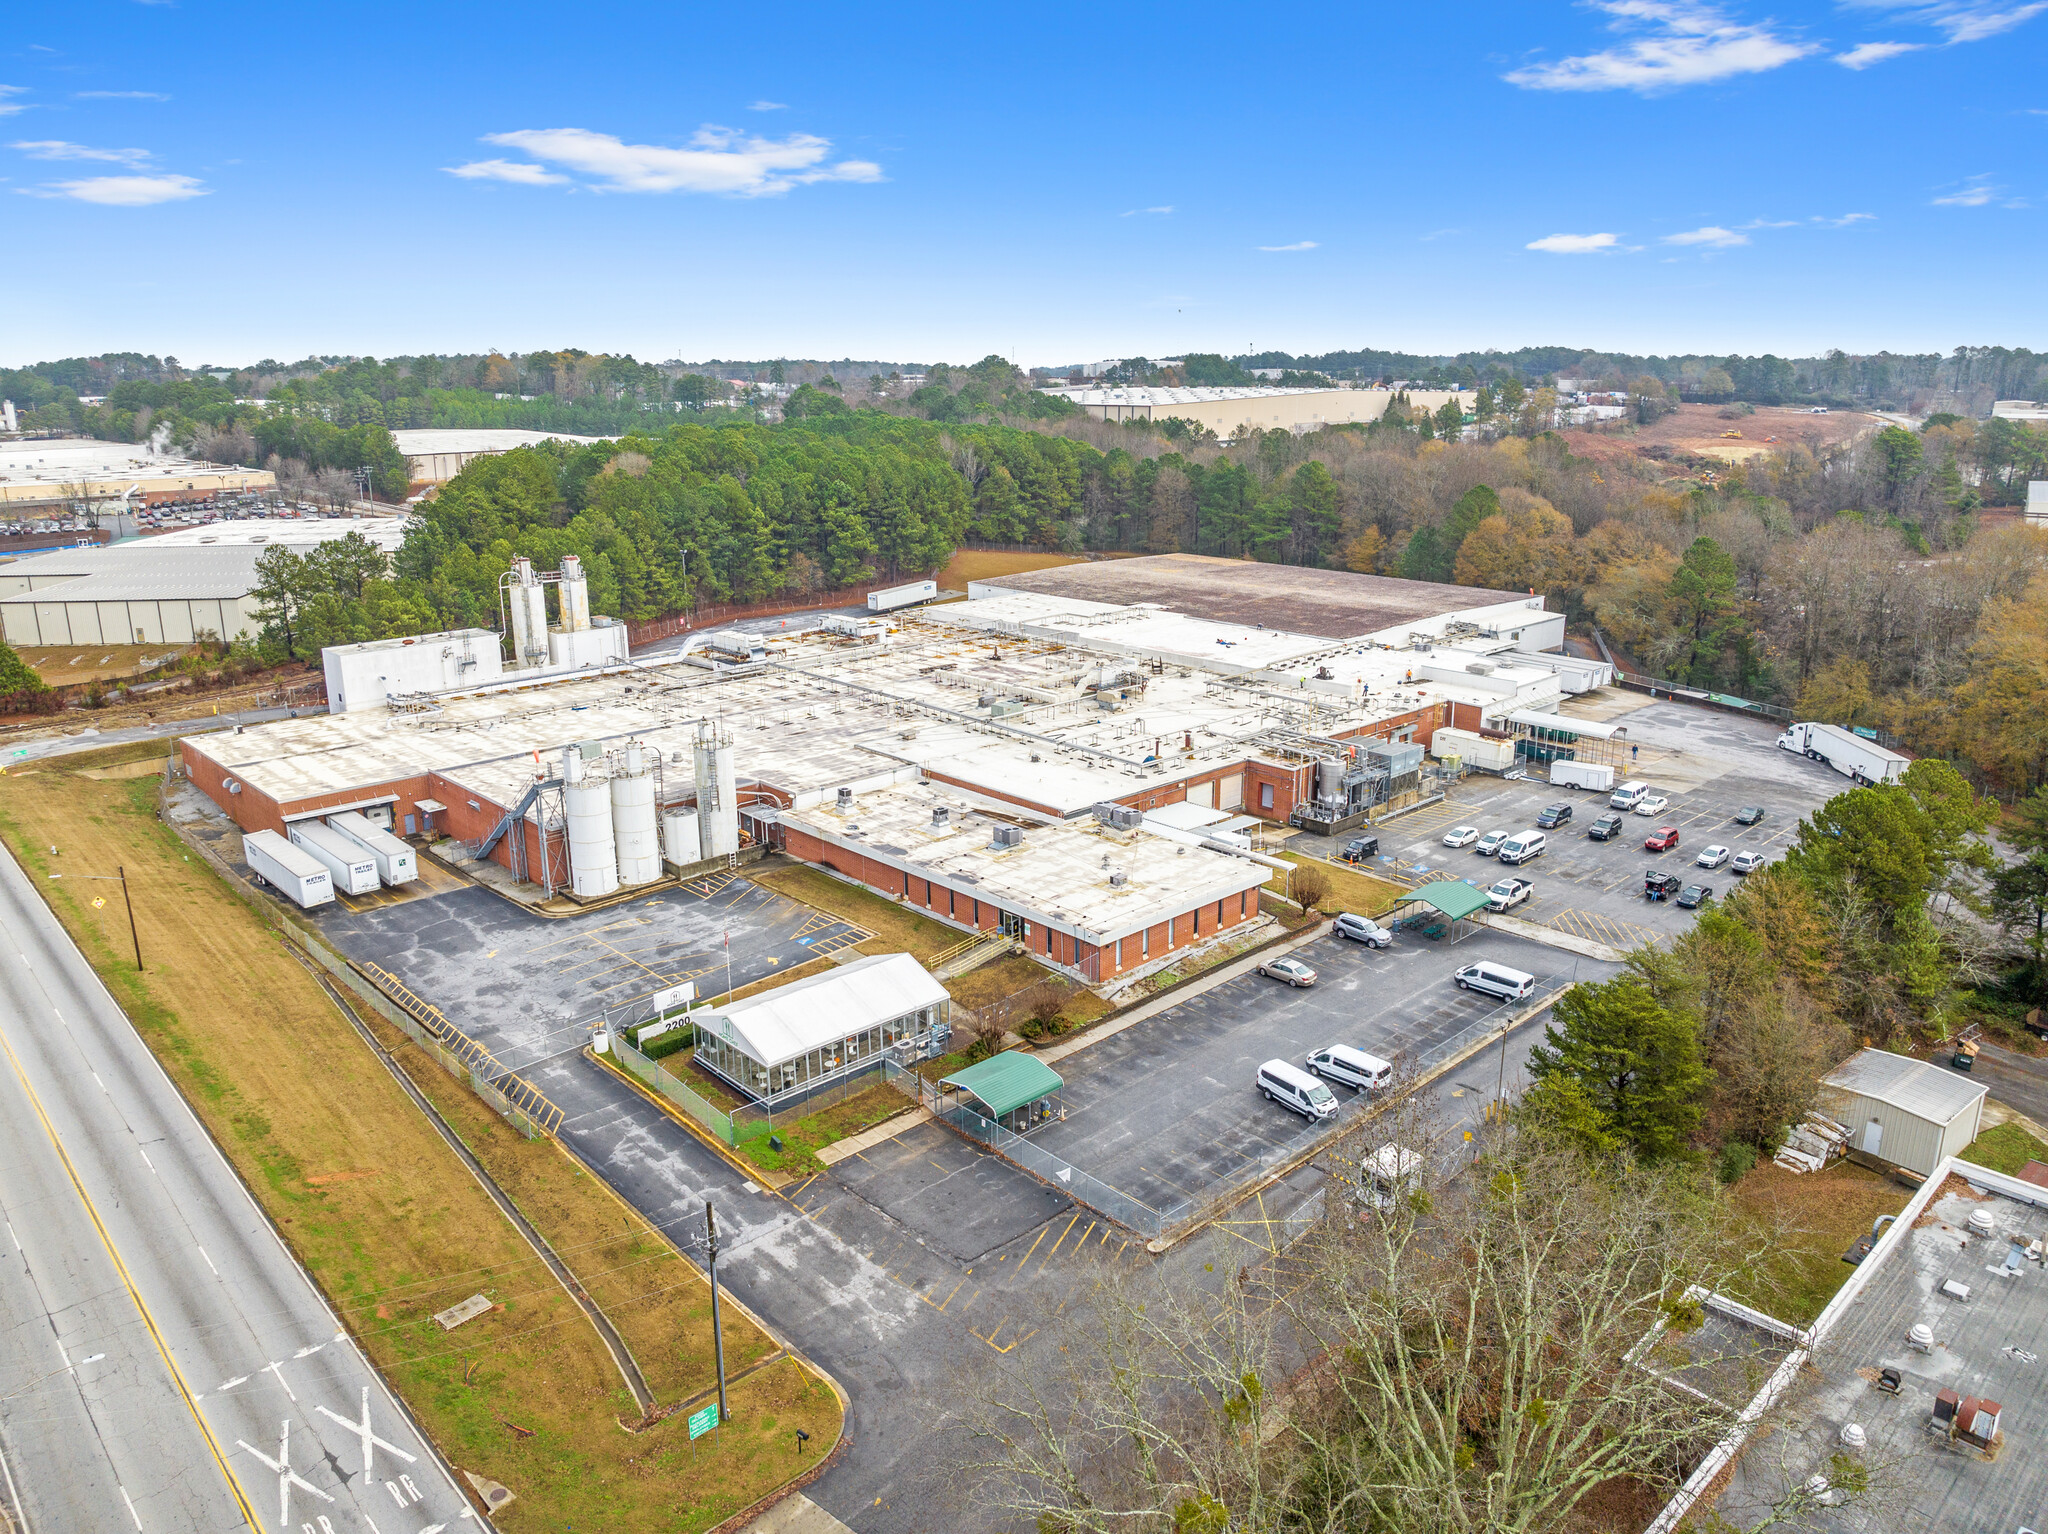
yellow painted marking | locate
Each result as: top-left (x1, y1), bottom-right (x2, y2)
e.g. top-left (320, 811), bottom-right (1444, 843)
top-left (0, 1025), bottom-right (264, 1528)
top-left (1038, 1212), bottom-right (1080, 1272)
top-left (1018, 1226), bottom-right (1051, 1268)
top-left (935, 1278), bottom-right (966, 1311)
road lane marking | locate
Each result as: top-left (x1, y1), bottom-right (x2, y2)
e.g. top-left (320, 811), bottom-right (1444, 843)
top-left (91, 1071), bottom-right (107, 1093)
top-left (197, 1246), bottom-right (219, 1276)
top-left (138, 1149), bottom-right (154, 1174)
top-left (119, 1483), bottom-right (141, 1530)
top-left (0, 1022), bottom-right (263, 1529)
top-left (263, 1359), bottom-right (297, 1401)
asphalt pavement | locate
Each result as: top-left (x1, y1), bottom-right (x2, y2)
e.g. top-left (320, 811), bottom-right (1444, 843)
top-left (0, 836), bottom-right (478, 1532)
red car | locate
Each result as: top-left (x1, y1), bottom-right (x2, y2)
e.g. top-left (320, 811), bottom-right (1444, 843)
top-left (1644, 826), bottom-right (1680, 852)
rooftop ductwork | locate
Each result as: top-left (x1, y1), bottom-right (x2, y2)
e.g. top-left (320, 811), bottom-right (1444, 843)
top-left (987, 825), bottom-right (1024, 851)
top-left (930, 806), bottom-right (950, 829)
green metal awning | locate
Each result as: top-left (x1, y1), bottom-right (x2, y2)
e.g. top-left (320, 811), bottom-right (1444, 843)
top-left (941, 1051), bottom-right (1064, 1119)
top-left (1405, 880), bottom-right (1491, 921)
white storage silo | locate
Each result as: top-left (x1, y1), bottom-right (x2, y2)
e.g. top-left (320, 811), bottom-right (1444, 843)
top-left (693, 719), bottom-right (739, 860)
top-left (508, 556), bottom-right (551, 671)
top-left (563, 745), bottom-right (619, 898)
top-left (610, 741), bottom-right (661, 885)
top-left (558, 553), bottom-right (592, 633)
top-left (662, 808), bottom-right (701, 867)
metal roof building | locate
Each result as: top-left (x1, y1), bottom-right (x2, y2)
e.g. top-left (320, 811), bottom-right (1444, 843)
top-left (0, 517), bottom-right (408, 647)
top-left (391, 429), bottom-right (610, 487)
top-left (1819, 1048), bottom-right (1987, 1176)
top-left (0, 437), bottom-right (276, 510)
top-left (689, 952), bottom-right (951, 1105)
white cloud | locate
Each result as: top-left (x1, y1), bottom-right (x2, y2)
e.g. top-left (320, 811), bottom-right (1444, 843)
top-left (457, 126), bottom-right (884, 196)
top-left (748, 100), bottom-right (789, 111)
top-left (0, 86), bottom-right (28, 118)
top-left (1813, 211), bottom-right (1876, 225)
top-left (1505, 1), bottom-right (1814, 93)
top-left (1120, 205), bottom-right (1173, 216)
top-left (1932, 174), bottom-right (2000, 204)
top-left (1853, 0), bottom-right (2048, 40)
top-left (19, 172), bottom-right (206, 205)
top-left (1526, 231), bottom-right (1620, 253)
top-left (1256, 240), bottom-right (1319, 251)
top-left (1740, 217), bottom-right (1800, 228)
top-left (1663, 224), bottom-right (1749, 246)
top-left (1836, 39), bottom-right (1923, 65)
top-left (11, 140), bottom-right (153, 167)
top-left (75, 90), bottom-right (171, 101)
top-left (1419, 227), bottom-right (1464, 240)
top-left (444, 157), bottom-right (568, 185)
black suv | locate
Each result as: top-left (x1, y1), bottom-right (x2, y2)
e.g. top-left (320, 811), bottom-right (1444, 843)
top-left (1535, 802), bottom-right (1574, 829)
top-left (1644, 870), bottom-right (1682, 901)
top-left (1733, 805), bottom-right (1766, 826)
top-left (1340, 835), bottom-right (1380, 863)
top-left (1588, 813), bottom-right (1626, 841)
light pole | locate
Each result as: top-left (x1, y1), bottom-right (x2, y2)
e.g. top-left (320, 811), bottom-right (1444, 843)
top-left (698, 1202), bottom-right (729, 1423)
top-left (49, 868), bottom-right (142, 971)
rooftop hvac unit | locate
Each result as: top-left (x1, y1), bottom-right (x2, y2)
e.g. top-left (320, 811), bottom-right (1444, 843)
top-left (1108, 870), bottom-right (1126, 887)
top-left (930, 806), bottom-right (950, 828)
top-left (835, 787), bottom-right (855, 813)
top-left (988, 825), bottom-right (1024, 850)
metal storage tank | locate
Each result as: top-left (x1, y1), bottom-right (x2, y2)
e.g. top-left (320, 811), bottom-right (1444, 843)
top-left (663, 808), bottom-right (701, 867)
top-left (563, 745), bottom-right (618, 898)
top-left (694, 719), bottom-right (739, 859)
top-left (610, 741), bottom-right (661, 885)
top-left (558, 553), bottom-right (591, 632)
top-left (507, 555), bottom-right (550, 671)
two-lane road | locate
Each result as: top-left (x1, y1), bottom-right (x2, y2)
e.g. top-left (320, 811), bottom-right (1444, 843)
top-left (0, 840), bottom-right (481, 1533)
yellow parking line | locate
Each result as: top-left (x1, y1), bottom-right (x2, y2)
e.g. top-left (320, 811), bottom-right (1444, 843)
top-left (1017, 1225), bottom-right (1051, 1268)
top-left (934, 1278), bottom-right (966, 1312)
top-left (1037, 1213), bottom-right (1081, 1273)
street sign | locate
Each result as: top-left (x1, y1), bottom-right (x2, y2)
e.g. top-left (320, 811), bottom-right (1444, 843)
top-left (687, 1403), bottom-right (719, 1439)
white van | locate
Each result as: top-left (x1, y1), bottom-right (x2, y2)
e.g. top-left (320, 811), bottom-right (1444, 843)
top-left (1307, 1045), bottom-right (1393, 1092)
top-left (1454, 962), bottom-right (1537, 1002)
top-left (1609, 780), bottom-right (1650, 811)
top-left (1257, 1059), bottom-right (1338, 1122)
top-left (1496, 830), bottom-right (1546, 866)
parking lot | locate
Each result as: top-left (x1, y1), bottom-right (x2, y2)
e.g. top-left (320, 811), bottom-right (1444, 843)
top-left (1324, 706), bottom-right (1849, 951)
top-left (1031, 927), bottom-right (1599, 1220)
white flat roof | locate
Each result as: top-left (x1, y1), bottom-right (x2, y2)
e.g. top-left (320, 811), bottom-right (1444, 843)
top-left (0, 518), bottom-right (409, 605)
top-left (390, 429), bottom-right (610, 455)
top-left (696, 952), bottom-right (947, 1067)
top-left (1049, 386), bottom-right (1344, 406)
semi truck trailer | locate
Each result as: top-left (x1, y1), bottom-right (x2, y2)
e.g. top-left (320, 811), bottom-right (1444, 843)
top-left (1776, 722), bottom-right (1909, 785)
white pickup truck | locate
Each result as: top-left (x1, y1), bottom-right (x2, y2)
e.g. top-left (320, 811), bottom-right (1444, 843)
top-left (1776, 721), bottom-right (1908, 786)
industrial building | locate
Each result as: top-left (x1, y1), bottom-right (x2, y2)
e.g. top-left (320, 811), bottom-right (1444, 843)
top-left (1818, 1048), bottom-right (1987, 1178)
top-left (391, 429), bottom-right (611, 489)
top-left (0, 437), bottom-right (276, 511)
top-left (182, 557), bottom-right (1599, 982)
top-left (1045, 385), bottom-right (1472, 436)
top-left (0, 517), bottom-right (408, 648)
top-left (1647, 1159), bottom-right (2048, 1534)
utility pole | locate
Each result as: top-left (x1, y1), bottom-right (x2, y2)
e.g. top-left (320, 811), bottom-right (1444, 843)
top-left (120, 867), bottom-right (141, 973)
top-left (702, 1202), bottom-right (729, 1423)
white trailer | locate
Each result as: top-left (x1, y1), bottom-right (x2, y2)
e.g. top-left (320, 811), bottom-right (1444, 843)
top-left (325, 809), bottom-right (418, 886)
top-left (1548, 760), bottom-right (1615, 792)
top-left (243, 830), bottom-right (335, 909)
top-left (1776, 721), bottom-right (1909, 785)
top-left (867, 578), bottom-right (937, 613)
top-left (288, 819), bottom-right (380, 895)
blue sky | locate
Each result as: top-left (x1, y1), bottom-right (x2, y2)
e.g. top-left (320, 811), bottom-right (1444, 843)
top-left (4, 1), bottom-right (2044, 367)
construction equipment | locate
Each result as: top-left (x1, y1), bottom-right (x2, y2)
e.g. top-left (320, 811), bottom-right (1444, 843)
top-left (1719, 429), bottom-right (1744, 438)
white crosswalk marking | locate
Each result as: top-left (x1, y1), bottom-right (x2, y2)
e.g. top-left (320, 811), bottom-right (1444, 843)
top-left (236, 1417), bottom-right (333, 1528)
top-left (316, 1386), bottom-right (417, 1477)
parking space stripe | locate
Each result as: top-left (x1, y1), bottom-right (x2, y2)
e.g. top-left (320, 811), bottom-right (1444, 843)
top-left (1038, 1213), bottom-right (1081, 1273)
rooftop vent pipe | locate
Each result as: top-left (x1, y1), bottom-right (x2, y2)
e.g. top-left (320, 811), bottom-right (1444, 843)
top-left (835, 787), bottom-right (854, 814)
top-left (931, 807), bottom-right (950, 828)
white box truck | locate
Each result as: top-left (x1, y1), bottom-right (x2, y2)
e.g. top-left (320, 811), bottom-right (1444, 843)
top-left (243, 829), bottom-right (335, 909)
top-left (288, 819), bottom-right (380, 895)
top-left (1549, 761), bottom-right (1615, 792)
top-left (867, 578), bottom-right (937, 613)
top-left (1776, 722), bottom-right (1909, 785)
top-left (326, 810), bottom-right (418, 886)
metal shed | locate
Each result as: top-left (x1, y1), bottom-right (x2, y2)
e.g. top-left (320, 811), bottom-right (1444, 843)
top-left (1818, 1049), bottom-right (1986, 1177)
top-left (940, 1051), bottom-right (1064, 1134)
top-left (1392, 879), bottom-right (1491, 943)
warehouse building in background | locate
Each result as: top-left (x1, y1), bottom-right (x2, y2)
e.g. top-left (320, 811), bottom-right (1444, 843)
top-left (0, 517), bottom-right (409, 647)
top-left (391, 429), bottom-right (612, 491)
top-left (1046, 385), bottom-right (1472, 436)
top-left (0, 437), bottom-right (275, 511)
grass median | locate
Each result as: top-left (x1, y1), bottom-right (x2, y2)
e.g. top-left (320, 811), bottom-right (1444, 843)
top-left (0, 746), bottom-right (839, 1531)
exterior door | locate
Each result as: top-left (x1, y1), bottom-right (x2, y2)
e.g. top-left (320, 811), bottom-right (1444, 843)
top-left (1862, 1119), bottom-right (1882, 1155)
top-left (1187, 781), bottom-right (1214, 809)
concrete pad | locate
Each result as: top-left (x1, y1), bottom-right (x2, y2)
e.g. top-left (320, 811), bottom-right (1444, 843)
top-left (741, 1492), bottom-right (859, 1534)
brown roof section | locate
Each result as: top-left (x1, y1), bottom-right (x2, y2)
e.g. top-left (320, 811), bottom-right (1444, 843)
top-left (978, 554), bottom-right (1536, 641)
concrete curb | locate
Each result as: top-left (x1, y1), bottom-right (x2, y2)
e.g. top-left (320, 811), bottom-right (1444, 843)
top-left (815, 1106), bottom-right (932, 1168)
top-left (1143, 981), bottom-right (1578, 1254)
top-left (1475, 911), bottom-right (1626, 963)
top-left (1037, 919), bottom-right (1334, 1069)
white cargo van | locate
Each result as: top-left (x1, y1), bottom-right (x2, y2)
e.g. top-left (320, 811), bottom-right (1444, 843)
top-left (1307, 1045), bottom-right (1393, 1092)
top-left (1496, 830), bottom-right (1546, 866)
top-left (1609, 780), bottom-right (1650, 811)
top-left (1257, 1059), bottom-right (1338, 1122)
top-left (1454, 962), bottom-right (1537, 1002)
